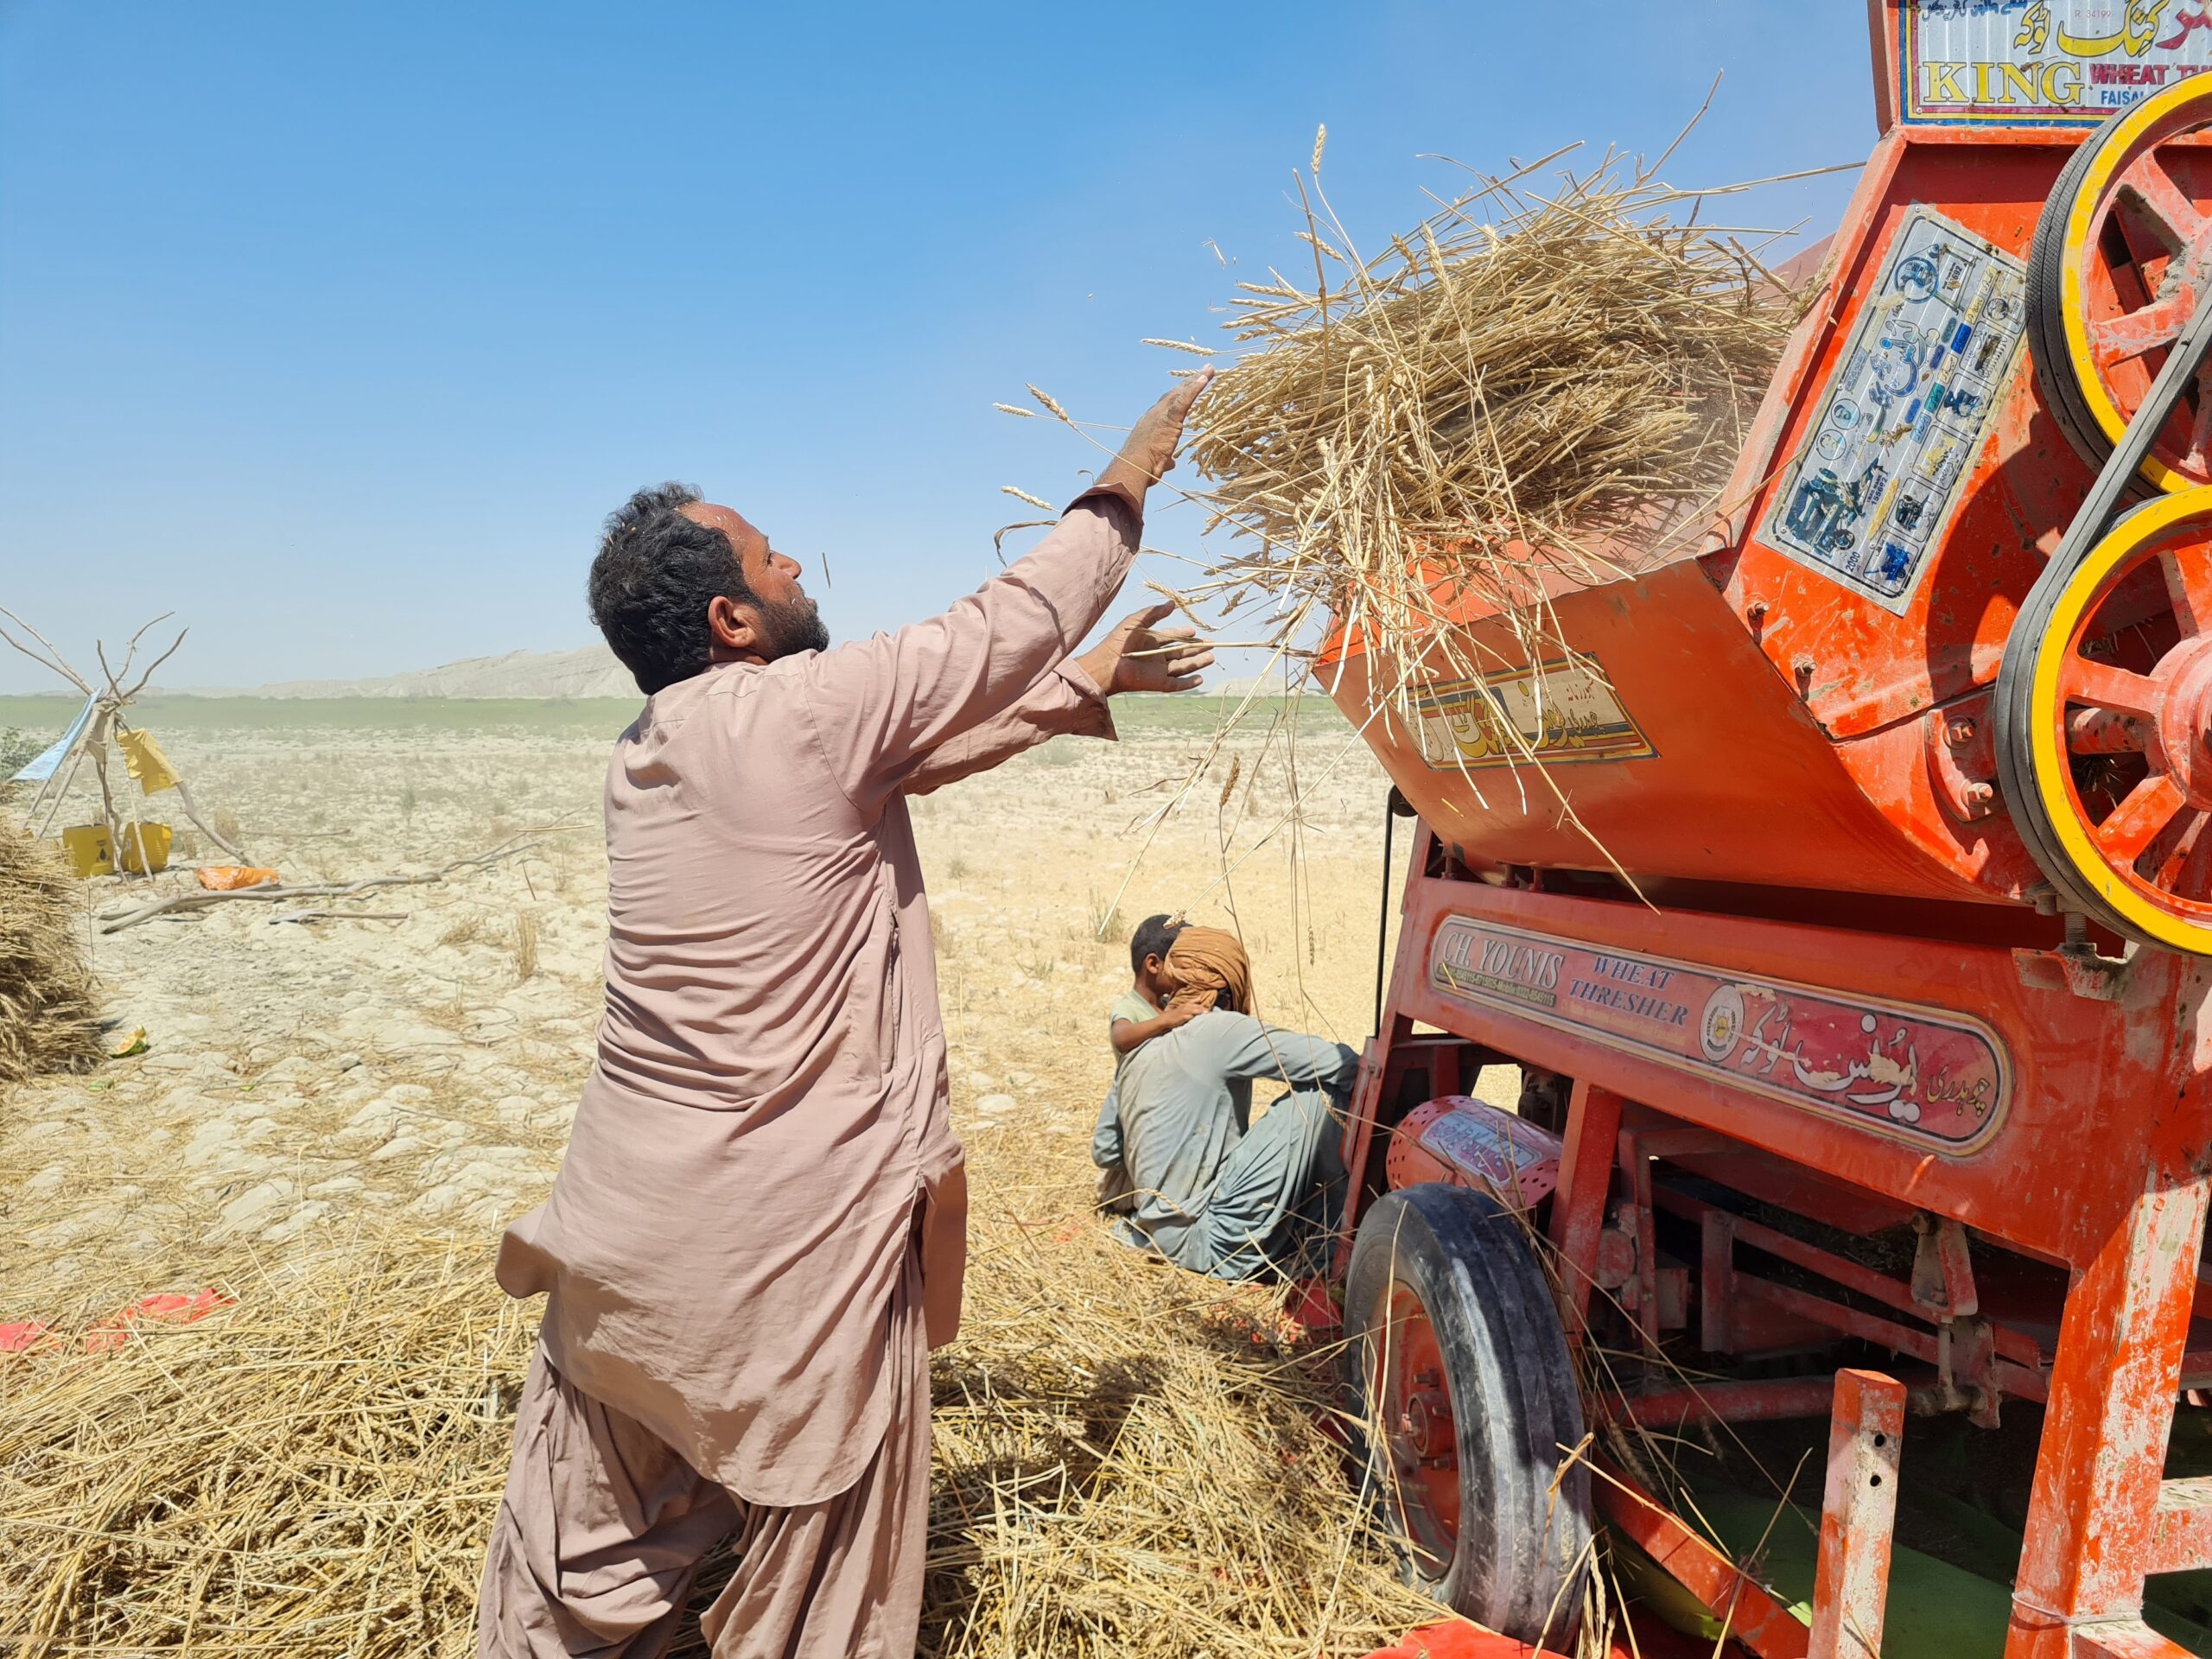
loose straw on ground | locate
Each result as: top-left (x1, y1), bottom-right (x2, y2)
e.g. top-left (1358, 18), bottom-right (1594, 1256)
top-left (1, 1207), bottom-right (1446, 1658)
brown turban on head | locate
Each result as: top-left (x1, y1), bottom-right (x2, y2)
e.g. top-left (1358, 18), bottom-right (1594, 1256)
top-left (1161, 926), bottom-right (1253, 1018)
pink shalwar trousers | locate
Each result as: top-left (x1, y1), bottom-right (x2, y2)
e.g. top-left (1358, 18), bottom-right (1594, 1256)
top-left (476, 1309), bottom-right (929, 1659)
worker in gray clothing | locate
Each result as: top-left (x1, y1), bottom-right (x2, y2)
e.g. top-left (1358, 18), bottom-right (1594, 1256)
top-left (1090, 926), bottom-right (1358, 1280)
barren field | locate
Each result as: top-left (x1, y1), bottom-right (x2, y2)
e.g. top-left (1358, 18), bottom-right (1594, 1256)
top-left (0, 690), bottom-right (1475, 1656)
top-left (0, 693), bottom-right (1405, 1293)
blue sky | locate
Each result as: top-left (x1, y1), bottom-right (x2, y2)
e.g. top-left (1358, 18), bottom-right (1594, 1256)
top-left (0, 2), bottom-right (1872, 694)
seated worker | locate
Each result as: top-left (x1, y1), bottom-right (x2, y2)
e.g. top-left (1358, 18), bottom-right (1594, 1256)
top-left (1092, 912), bottom-right (1194, 1212)
top-left (1092, 926), bottom-right (1358, 1280)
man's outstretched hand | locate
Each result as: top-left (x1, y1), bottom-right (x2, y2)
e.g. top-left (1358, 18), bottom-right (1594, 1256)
top-left (1078, 601), bottom-right (1214, 696)
top-left (1095, 369), bottom-right (1215, 511)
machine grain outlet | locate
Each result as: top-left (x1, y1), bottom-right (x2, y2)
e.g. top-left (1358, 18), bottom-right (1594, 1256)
top-left (1319, 10), bottom-right (2212, 1656)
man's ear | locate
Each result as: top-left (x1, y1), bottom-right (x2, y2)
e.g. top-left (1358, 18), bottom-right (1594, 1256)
top-left (708, 594), bottom-right (760, 656)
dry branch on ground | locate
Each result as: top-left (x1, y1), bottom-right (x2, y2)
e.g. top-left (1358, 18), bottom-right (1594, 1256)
top-left (93, 838), bottom-right (549, 933)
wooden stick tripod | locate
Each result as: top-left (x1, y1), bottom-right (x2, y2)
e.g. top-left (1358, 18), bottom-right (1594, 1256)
top-left (0, 606), bottom-right (245, 871)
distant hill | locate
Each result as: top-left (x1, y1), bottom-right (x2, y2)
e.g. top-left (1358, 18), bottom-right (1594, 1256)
top-left (171, 645), bottom-right (638, 701)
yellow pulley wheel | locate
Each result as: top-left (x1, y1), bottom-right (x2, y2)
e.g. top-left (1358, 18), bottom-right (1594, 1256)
top-left (1995, 486), bottom-right (2212, 952)
top-left (2030, 72), bottom-right (2212, 495)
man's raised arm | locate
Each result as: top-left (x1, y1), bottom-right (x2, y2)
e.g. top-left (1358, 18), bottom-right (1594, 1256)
top-left (801, 372), bottom-right (1211, 811)
top-left (901, 602), bottom-right (1212, 797)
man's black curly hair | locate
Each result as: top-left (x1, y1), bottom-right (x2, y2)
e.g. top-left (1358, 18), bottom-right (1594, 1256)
top-left (588, 483), bottom-right (758, 695)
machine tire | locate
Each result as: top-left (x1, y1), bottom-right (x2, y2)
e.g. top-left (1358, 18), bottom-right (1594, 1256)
top-left (1343, 1184), bottom-right (1592, 1643)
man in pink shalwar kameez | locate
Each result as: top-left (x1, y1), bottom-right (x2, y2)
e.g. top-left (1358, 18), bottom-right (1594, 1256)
top-left (477, 373), bottom-right (1213, 1658)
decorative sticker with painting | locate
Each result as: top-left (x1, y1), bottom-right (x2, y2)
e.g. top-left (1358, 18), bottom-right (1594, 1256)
top-left (1427, 917), bottom-right (2012, 1154)
top-left (1411, 657), bottom-right (1656, 772)
top-left (1761, 205), bottom-right (2028, 613)
top-left (1904, 3), bottom-right (2212, 127)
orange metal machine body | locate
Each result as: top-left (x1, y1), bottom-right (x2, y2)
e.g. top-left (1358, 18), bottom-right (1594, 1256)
top-left (1325, 7), bottom-right (2212, 1657)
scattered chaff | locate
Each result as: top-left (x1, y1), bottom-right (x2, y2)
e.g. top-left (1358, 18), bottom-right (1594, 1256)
top-left (511, 909), bottom-right (540, 982)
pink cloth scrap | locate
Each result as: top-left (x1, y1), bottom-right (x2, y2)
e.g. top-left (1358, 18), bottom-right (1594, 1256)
top-left (0, 1288), bottom-right (232, 1357)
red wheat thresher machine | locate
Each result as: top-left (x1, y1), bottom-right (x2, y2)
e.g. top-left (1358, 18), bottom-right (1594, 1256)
top-left (1319, 7), bottom-right (2212, 1657)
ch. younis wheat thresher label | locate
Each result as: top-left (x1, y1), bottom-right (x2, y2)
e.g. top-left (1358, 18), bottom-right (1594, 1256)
top-left (1429, 918), bottom-right (2012, 1154)
top-left (1904, 1), bottom-right (2212, 126)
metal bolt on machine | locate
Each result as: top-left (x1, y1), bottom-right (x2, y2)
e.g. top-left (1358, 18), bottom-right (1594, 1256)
top-left (1321, 7), bottom-right (2212, 1656)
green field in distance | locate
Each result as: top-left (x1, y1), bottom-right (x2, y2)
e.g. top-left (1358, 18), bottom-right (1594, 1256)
top-left (0, 691), bottom-right (1346, 744)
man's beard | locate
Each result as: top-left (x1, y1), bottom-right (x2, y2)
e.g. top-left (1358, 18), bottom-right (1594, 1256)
top-left (757, 594), bottom-right (830, 660)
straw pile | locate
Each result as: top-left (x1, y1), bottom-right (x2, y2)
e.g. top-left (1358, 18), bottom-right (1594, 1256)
top-left (914, 1220), bottom-right (1441, 1656)
top-left (0, 817), bottom-right (101, 1086)
top-left (1182, 140), bottom-right (1800, 704)
top-left (0, 1215), bottom-right (1446, 1657)
top-left (0, 1231), bottom-right (525, 1652)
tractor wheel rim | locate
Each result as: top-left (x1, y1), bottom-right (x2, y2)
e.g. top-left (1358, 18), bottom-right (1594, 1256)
top-left (2060, 73), bottom-right (2212, 493)
top-left (1375, 1281), bottom-right (1460, 1573)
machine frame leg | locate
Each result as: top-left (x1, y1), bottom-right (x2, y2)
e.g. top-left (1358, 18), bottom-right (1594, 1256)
top-left (1548, 1079), bottom-right (1624, 1339)
top-left (1809, 1370), bottom-right (1905, 1659)
top-left (2005, 1171), bottom-right (2212, 1659)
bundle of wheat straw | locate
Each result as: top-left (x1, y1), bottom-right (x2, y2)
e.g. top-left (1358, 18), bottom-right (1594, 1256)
top-left (0, 817), bottom-right (101, 1086)
top-left (1181, 142), bottom-right (1798, 721)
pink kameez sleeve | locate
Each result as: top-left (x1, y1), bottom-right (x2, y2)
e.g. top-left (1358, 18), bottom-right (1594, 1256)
top-left (797, 493), bottom-right (1141, 815)
top-left (902, 659), bottom-right (1115, 797)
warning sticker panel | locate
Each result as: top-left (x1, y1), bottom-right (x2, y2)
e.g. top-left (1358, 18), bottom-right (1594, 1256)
top-left (1760, 205), bottom-right (2028, 613)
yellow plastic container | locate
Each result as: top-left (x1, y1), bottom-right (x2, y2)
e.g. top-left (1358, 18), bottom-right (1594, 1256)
top-left (60, 824), bottom-right (113, 878)
top-left (118, 822), bottom-right (171, 874)
top-left (59, 822), bottom-right (173, 877)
